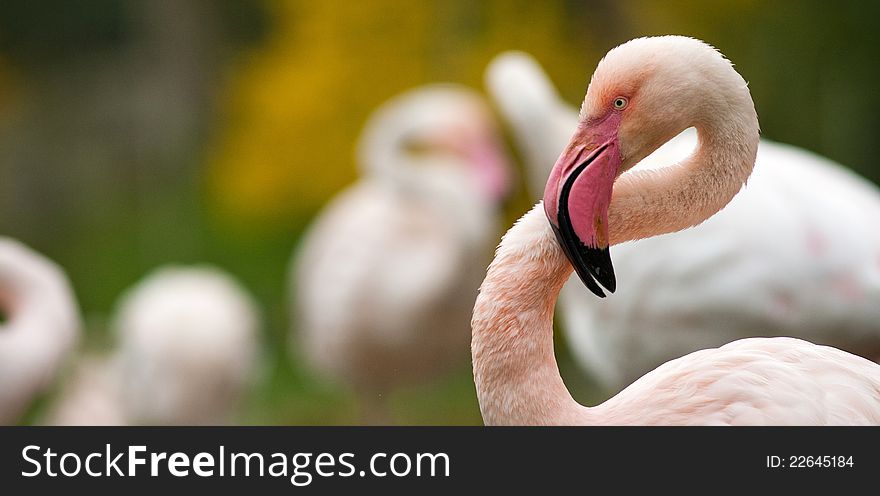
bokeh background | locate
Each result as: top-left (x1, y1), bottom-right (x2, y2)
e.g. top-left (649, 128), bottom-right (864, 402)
top-left (1, 0), bottom-right (878, 424)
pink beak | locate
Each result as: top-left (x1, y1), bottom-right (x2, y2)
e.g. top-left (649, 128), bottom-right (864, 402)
top-left (543, 113), bottom-right (623, 297)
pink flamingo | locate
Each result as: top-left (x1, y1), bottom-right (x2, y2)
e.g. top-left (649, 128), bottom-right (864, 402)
top-left (485, 50), bottom-right (880, 393)
top-left (294, 85), bottom-right (511, 423)
top-left (48, 265), bottom-right (262, 426)
top-left (472, 36), bottom-right (880, 425)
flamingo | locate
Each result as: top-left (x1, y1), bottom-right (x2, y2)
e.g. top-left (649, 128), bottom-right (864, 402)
top-left (471, 36), bottom-right (880, 425)
top-left (485, 50), bottom-right (880, 392)
top-left (0, 237), bottom-right (80, 424)
top-left (46, 265), bottom-right (261, 426)
top-left (111, 265), bottom-right (261, 425)
top-left (293, 84), bottom-right (511, 423)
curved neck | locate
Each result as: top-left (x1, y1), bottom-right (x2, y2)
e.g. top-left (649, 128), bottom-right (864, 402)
top-left (473, 120), bottom-right (758, 425)
top-left (472, 203), bottom-right (585, 425)
top-left (608, 113), bottom-right (759, 245)
top-left (472, 97), bottom-right (759, 425)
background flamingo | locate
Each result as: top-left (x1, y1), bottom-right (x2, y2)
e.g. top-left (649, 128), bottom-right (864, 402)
top-left (485, 49), bottom-right (880, 392)
top-left (49, 265), bottom-right (262, 425)
top-left (113, 266), bottom-right (261, 425)
top-left (292, 84), bottom-right (511, 423)
top-left (0, 237), bottom-right (80, 424)
top-left (472, 36), bottom-right (880, 425)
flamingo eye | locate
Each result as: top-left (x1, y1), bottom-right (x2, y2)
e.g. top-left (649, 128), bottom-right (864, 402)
top-left (612, 97), bottom-right (628, 110)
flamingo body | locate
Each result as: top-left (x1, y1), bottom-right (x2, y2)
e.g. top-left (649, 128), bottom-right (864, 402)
top-left (604, 336), bottom-right (880, 425)
top-left (474, 205), bottom-right (880, 425)
top-left (296, 182), bottom-right (492, 388)
top-left (112, 266), bottom-right (261, 425)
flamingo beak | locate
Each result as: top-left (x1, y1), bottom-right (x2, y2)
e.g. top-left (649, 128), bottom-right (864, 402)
top-left (543, 116), bottom-right (622, 297)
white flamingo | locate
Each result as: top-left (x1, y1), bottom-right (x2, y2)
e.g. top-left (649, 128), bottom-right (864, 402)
top-left (472, 36), bottom-right (880, 425)
top-left (485, 49), bottom-right (880, 392)
top-left (112, 266), bottom-right (261, 425)
top-left (0, 237), bottom-right (80, 424)
top-left (293, 84), bottom-right (512, 422)
top-left (47, 265), bottom-right (261, 426)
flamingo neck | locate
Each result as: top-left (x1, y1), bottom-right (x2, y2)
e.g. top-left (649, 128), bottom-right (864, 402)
top-left (471, 118), bottom-right (759, 425)
top-left (471, 203), bottom-right (587, 425)
top-left (608, 108), bottom-right (760, 245)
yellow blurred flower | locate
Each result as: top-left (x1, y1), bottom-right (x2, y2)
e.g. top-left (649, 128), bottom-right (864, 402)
top-left (206, 0), bottom-right (598, 227)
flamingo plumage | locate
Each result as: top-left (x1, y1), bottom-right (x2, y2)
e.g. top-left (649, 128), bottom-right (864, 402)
top-left (471, 36), bottom-right (880, 425)
top-left (293, 85), bottom-right (511, 422)
top-left (0, 237), bottom-right (80, 424)
top-left (484, 49), bottom-right (880, 392)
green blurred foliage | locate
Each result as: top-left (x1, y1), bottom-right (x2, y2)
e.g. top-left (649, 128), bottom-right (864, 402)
top-left (0, 0), bottom-right (878, 425)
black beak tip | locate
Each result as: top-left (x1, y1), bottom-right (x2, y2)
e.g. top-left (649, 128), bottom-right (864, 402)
top-left (549, 222), bottom-right (617, 298)
top-left (575, 269), bottom-right (607, 298)
top-left (580, 245), bottom-right (616, 294)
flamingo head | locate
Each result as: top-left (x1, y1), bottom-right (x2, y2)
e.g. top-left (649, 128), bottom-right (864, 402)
top-left (360, 85), bottom-right (513, 204)
top-left (543, 36), bottom-right (748, 297)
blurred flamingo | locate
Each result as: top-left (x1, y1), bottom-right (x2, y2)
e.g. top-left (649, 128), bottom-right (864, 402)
top-left (472, 36), bottom-right (880, 425)
top-left (292, 84), bottom-right (512, 423)
top-left (111, 266), bottom-right (262, 425)
top-left (0, 237), bottom-right (80, 424)
top-left (485, 49), bottom-right (880, 393)
top-left (48, 266), bottom-right (261, 426)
